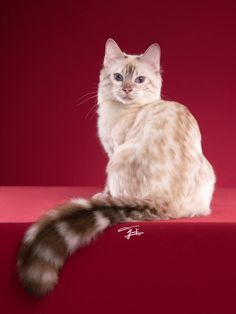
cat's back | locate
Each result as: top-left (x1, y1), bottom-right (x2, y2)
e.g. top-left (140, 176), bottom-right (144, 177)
top-left (156, 100), bottom-right (201, 141)
top-left (127, 100), bottom-right (201, 146)
top-left (142, 100), bottom-right (196, 121)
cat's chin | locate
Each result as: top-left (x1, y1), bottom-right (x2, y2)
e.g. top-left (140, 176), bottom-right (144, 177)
top-left (115, 95), bottom-right (139, 105)
top-left (120, 98), bottom-right (135, 105)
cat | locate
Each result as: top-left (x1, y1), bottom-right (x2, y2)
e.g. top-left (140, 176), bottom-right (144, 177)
top-left (17, 38), bottom-right (216, 297)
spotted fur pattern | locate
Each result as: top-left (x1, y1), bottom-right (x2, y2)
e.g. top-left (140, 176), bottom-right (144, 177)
top-left (17, 196), bottom-right (168, 297)
top-left (97, 39), bottom-right (215, 218)
top-left (17, 39), bottom-right (215, 297)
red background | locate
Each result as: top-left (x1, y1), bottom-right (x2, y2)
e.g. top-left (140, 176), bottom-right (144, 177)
top-left (0, 0), bottom-right (236, 187)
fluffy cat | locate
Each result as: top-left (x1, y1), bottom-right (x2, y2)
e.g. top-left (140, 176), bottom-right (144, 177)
top-left (17, 39), bottom-right (215, 297)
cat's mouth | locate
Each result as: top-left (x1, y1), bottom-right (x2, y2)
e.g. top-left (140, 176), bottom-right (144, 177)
top-left (123, 94), bottom-right (133, 100)
top-left (121, 95), bottom-right (135, 104)
top-left (115, 92), bottom-right (135, 104)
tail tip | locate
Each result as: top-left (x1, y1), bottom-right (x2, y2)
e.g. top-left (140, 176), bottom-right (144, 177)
top-left (17, 264), bottom-right (58, 298)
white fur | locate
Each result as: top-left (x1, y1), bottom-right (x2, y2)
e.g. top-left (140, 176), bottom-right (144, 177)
top-left (35, 244), bottom-right (64, 268)
top-left (70, 198), bottom-right (91, 208)
top-left (41, 270), bottom-right (57, 284)
top-left (94, 211), bottom-right (110, 232)
top-left (27, 265), bottom-right (57, 284)
top-left (24, 224), bottom-right (40, 244)
top-left (56, 222), bottom-right (80, 254)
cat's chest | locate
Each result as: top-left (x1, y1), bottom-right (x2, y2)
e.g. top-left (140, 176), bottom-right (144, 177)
top-left (97, 104), bottom-right (138, 155)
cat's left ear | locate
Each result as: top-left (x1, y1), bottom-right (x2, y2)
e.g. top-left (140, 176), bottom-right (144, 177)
top-left (104, 38), bottom-right (124, 67)
top-left (140, 43), bottom-right (161, 72)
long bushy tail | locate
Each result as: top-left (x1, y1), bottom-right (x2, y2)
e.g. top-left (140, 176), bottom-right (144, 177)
top-left (17, 196), bottom-right (168, 297)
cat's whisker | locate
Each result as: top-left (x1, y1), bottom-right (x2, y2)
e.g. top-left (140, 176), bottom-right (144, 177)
top-left (75, 91), bottom-right (97, 101)
top-left (72, 92), bottom-right (97, 106)
top-left (74, 95), bottom-right (98, 107)
top-left (85, 103), bottom-right (98, 120)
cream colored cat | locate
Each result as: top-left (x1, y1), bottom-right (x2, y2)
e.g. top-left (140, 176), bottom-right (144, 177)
top-left (97, 39), bottom-right (215, 218)
top-left (17, 39), bottom-right (215, 297)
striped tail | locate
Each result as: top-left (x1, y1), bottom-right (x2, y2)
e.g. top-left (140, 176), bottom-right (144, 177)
top-left (17, 196), bottom-right (168, 297)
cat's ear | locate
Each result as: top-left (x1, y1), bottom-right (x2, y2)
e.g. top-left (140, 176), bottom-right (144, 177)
top-left (104, 39), bottom-right (123, 67)
top-left (140, 43), bottom-right (161, 72)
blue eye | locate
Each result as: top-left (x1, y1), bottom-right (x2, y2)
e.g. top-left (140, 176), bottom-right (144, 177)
top-left (135, 76), bottom-right (145, 83)
top-left (114, 73), bottom-right (123, 81)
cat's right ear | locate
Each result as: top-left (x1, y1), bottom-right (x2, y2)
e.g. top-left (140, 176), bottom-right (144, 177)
top-left (104, 39), bottom-right (123, 67)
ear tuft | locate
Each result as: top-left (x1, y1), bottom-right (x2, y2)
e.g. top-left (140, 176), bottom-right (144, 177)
top-left (104, 39), bottom-right (124, 67)
top-left (140, 43), bottom-right (161, 71)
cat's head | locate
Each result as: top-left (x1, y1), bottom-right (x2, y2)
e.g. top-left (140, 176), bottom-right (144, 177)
top-left (99, 39), bottom-right (162, 105)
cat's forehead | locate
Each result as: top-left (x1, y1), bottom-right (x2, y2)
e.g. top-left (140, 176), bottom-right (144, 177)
top-left (124, 54), bottom-right (140, 68)
top-left (112, 54), bottom-right (141, 74)
top-left (125, 62), bottom-right (136, 76)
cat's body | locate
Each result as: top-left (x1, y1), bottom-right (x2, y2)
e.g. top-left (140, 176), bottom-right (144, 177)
top-left (98, 99), bottom-right (214, 218)
top-left (98, 39), bottom-right (215, 218)
top-left (17, 39), bottom-right (215, 297)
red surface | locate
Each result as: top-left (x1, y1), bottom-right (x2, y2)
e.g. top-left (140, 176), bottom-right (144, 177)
top-left (0, 186), bottom-right (99, 222)
top-left (0, 186), bottom-right (236, 223)
top-left (1, 187), bottom-right (236, 313)
top-left (1, 1), bottom-right (236, 187)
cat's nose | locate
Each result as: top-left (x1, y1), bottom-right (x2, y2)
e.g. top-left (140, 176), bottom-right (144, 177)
top-left (122, 84), bottom-right (133, 93)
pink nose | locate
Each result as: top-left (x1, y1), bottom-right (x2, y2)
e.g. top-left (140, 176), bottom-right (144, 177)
top-left (122, 85), bottom-right (133, 93)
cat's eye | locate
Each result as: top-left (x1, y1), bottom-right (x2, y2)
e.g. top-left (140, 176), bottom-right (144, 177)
top-left (135, 76), bottom-right (145, 83)
top-left (114, 73), bottom-right (123, 81)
